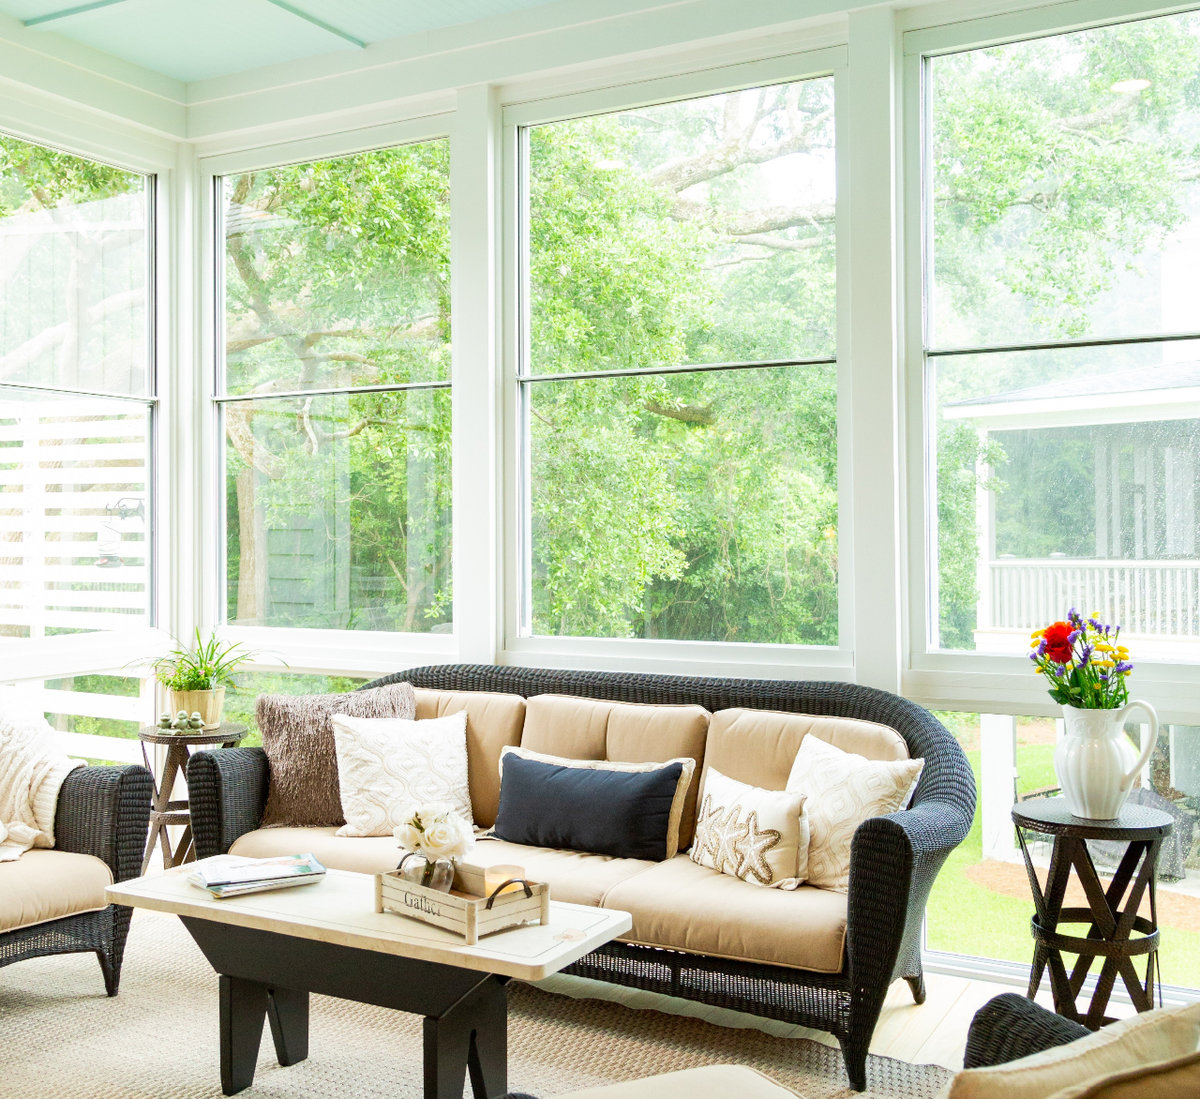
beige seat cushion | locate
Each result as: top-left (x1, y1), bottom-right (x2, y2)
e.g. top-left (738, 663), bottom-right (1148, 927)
top-left (520, 695), bottom-right (710, 848)
top-left (938, 1002), bottom-right (1200, 1099)
top-left (414, 688), bottom-right (526, 828)
top-left (0, 849), bottom-right (113, 934)
top-left (604, 854), bottom-right (848, 973)
top-left (550, 1065), bottom-right (802, 1099)
top-left (704, 708), bottom-right (908, 794)
top-left (1045, 1049), bottom-right (1200, 1098)
top-left (228, 829), bottom-right (657, 908)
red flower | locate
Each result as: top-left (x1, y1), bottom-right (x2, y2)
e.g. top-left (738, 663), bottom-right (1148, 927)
top-left (1042, 621), bottom-right (1074, 664)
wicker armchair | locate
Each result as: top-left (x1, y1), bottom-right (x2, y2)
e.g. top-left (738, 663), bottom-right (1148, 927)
top-left (188, 664), bottom-right (976, 1091)
top-left (964, 992), bottom-right (1091, 1068)
top-left (0, 763), bottom-right (152, 995)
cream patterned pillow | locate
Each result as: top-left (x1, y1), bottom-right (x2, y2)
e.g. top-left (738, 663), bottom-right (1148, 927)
top-left (331, 711), bottom-right (472, 837)
top-left (689, 767), bottom-right (808, 889)
top-left (786, 735), bottom-right (923, 892)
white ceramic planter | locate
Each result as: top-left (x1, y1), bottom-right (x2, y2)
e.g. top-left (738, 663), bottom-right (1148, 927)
top-left (1055, 701), bottom-right (1157, 820)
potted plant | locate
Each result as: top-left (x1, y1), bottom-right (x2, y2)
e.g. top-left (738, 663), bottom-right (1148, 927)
top-left (153, 630), bottom-right (254, 729)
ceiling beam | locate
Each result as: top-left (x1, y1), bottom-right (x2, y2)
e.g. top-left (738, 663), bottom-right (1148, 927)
top-left (24, 0), bottom-right (132, 28)
top-left (263, 0), bottom-right (365, 49)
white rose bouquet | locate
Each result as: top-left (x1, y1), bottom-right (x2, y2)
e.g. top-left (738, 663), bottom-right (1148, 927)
top-left (394, 803), bottom-right (474, 889)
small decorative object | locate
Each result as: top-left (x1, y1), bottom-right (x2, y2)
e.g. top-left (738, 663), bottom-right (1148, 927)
top-left (392, 804), bottom-right (475, 892)
top-left (157, 712), bottom-right (172, 730)
top-left (1030, 609), bottom-right (1157, 820)
top-left (484, 863), bottom-right (526, 897)
top-left (151, 629), bottom-right (257, 729)
top-left (188, 712), bottom-right (205, 729)
top-left (375, 861), bottom-right (549, 945)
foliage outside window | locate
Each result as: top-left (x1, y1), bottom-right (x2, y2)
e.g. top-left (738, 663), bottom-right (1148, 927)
top-left (925, 15), bottom-right (1200, 656)
top-left (219, 141), bottom-right (451, 633)
top-left (0, 134), bottom-right (153, 643)
top-left (522, 77), bottom-right (838, 644)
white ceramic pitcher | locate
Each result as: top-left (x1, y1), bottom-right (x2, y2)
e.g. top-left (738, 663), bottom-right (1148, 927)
top-left (1055, 700), bottom-right (1157, 820)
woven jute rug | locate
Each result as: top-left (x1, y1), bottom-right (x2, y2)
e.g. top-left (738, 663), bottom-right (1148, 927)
top-left (0, 913), bottom-right (952, 1098)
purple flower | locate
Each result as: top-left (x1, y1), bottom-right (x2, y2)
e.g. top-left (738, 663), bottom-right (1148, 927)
top-left (1079, 645), bottom-right (1092, 665)
top-left (1115, 661), bottom-right (1133, 674)
top-left (1068, 629), bottom-right (1081, 644)
top-left (1088, 617), bottom-right (1104, 631)
top-left (1037, 639), bottom-right (1048, 656)
top-left (1055, 664), bottom-right (1067, 677)
top-left (1068, 608), bottom-right (1081, 624)
top-left (1028, 651), bottom-right (1039, 661)
top-left (1099, 670), bottom-right (1109, 680)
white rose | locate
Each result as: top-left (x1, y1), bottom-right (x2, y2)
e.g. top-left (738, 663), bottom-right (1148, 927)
top-left (420, 813), bottom-right (474, 860)
top-left (393, 821), bottom-right (422, 852)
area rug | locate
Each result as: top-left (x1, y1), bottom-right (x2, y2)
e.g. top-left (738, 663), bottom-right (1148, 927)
top-left (0, 913), bottom-right (952, 1098)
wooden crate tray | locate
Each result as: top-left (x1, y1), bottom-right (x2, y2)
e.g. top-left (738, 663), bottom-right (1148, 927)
top-left (374, 862), bottom-right (549, 945)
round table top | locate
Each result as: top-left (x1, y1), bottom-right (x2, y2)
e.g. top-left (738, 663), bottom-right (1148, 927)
top-left (138, 722), bottom-right (248, 746)
top-left (1012, 796), bottom-right (1173, 839)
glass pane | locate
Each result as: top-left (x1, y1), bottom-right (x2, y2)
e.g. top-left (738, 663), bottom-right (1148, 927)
top-left (527, 364), bottom-right (837, 643)
top-left (0, 133), bottom-right (150, 395)
top-left (929, 342), bottom-right (1200, 656)
top-left (222, 140), bottom-right (450, 395)
top-left (225, 389), bottom-right (451, 631)
top-left (0, 387), bottom-right (151, 640)
top-left (526, 77), bottom-right (835, 374)
top-left (925, 711), bottom-right (1200, 991)
top-left (928, 12), bottom-right (1200, 347)
top-left (222, 671), bottom-right (368, 747)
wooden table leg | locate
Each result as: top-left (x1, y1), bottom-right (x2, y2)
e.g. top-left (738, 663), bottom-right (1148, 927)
top-left (219, 974), bottom-right (268, 1096)
top-left (266, 987), bottom-right (309, 1067)
top-left (423, 975), bottom-right (509, 1099)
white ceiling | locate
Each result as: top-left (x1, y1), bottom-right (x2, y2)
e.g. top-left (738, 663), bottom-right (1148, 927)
top-left (0, 0), bottom-right (568, 83)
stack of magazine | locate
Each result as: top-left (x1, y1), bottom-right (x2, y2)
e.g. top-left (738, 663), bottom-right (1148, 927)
top-left (188, 853), bottom-right (326, 899)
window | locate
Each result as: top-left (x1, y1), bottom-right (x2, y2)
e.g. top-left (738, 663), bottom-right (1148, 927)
top-left (216, 140), bottom-right (451, 633)
top-left (518, 77), bottom-right (838, 644)
top-left (923, 14), bottom-right (1200, 658)
top-left (0, 133), bottom-right (154, 645)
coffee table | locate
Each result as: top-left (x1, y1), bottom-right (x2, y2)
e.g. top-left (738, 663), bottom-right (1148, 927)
top-left (107, 864), bottom-right (632, 1098)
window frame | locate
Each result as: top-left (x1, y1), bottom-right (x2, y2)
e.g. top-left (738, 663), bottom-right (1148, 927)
top-left (0, 120), bottom-right (171, 681)
top-left (901, 0), bottom-right (1200, 721)
top-left (499, 48), bottom-right (855, 678)
top-left (201, 118), bottom-right (462, 675)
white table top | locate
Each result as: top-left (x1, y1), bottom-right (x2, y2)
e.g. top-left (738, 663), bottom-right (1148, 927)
top-left (107, 863), bottom-right (632, 982)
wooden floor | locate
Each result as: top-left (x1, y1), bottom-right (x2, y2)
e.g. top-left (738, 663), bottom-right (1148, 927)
top-left (537, 970), bottom-right (1040, 1071)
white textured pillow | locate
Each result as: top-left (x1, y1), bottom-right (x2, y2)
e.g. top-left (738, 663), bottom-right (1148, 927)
top-left (689, 767), bottom-right (808, 889)
top-left (786, 735), bottom-right (923, 892)
top-left (330, 711), bottom-right (471, 837)
top-left (499, 745), bottom-right (696, 859)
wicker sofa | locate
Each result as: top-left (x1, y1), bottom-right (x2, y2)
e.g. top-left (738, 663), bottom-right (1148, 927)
top-left (0, 763), bottom-right (152, 995)
top-left (187, 664), bottom-right (976, 1091)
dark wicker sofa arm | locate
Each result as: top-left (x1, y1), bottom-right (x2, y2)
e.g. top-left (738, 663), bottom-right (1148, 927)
top-left (964, 993), bottom-right (1090, 1068)
top-left (188, 747), bottom-right (270, 858)
top-left (54, 764), bottom-right (153, 883)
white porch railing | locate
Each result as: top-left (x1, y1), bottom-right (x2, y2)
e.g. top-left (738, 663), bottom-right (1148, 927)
top-left (987, 558), bottom-right (1200, 635)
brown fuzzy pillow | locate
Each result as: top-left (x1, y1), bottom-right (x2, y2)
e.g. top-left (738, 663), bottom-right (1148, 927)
top-left (258, 682), bottom-right (416, 828)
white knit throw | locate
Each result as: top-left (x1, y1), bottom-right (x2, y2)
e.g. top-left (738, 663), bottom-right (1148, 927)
top-left (0, 690), bottom-right (83, 861)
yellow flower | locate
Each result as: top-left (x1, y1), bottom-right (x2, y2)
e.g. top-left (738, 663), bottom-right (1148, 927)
top-left (1034, 666), bottom-right (1045, 674)
top-left (1094, 642), bottom-right (1114, 653)
top-left (1093, 659), bottom-right (1116, 669)
top-left (1030, 630), bottom-right (1043, 639)
top-left (1117, 646), bottom-right (1129, 656)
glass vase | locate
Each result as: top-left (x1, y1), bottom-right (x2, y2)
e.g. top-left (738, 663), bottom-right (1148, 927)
top-left (397, 851), bottom-right (455, 893)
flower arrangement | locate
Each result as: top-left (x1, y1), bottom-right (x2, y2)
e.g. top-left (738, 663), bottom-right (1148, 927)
top-left (1029, 608), bottom-right (1133, 709)
top-left (394, 804), bottom-right (474, 888)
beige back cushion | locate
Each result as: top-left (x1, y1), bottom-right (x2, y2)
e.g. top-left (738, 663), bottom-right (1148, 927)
top-left (1044, 1050), bottom-right (1200, 1099)
top-left (520, 694), bottom-right (710, 848)
top-left (703, 707), bottom-right (909, 793)
top-left (413, 688), bottom-right (526, 827)
top-left (940, 1002), bottom-right (1200, 1099)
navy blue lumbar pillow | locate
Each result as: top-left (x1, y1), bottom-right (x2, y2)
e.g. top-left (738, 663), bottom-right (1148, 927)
top-left (493, 754), bottom-right (686, 861)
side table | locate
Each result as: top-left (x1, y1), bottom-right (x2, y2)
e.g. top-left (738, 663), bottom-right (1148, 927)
top-left (139, 723), bottom-right (247, 874)
top-left (1011, 797), bottom-right (1173, 1029)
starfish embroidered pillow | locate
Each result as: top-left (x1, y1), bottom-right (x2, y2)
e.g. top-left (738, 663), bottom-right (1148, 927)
top-left (785, 735), bottom-right (924, 893)
top-left (689, 767), bottom-right (809, 889)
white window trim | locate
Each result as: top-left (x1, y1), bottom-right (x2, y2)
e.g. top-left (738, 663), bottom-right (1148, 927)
top-left (499, 46), bottom-right (855, 679)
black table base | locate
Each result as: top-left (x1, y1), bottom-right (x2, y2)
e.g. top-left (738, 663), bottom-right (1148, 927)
top-left (1012, 798), bottom-right (1172, 1029)
top-left (182, 917), bottom-right (510, 1098)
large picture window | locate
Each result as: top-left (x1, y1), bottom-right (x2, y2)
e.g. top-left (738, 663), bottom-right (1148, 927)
top-left (217, 140), bottom-right (451, 633)
top-left (924, 13), bottom-right (1200, 659)
top-left (519, 77), bottom-right (838, 644)
top-left (0, 134), bottom-right (154, 645)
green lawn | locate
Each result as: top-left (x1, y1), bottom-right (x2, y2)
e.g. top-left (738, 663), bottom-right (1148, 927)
top-left (926, 746), bottom-right (1200, 990)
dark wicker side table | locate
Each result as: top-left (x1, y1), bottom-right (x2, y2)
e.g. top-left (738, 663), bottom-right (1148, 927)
top-left (1011, 796), bottom-right (1173, 1029)
top-left (138, 723), bottom-right (247, 873)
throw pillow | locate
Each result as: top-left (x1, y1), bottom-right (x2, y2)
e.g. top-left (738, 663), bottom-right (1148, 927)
top-left (331, 711), bottom-right (472, 837)
top-left (493, 748), bottom-right (694, 861)
top-left (785, 735), bottom-right (923, 892)
top-left (1043, 1049), bottom-right (1200, 1099)
top-left (689, 767), bottom-right (808, 889)
top-left (938, 1002), bottom-right (1200, 1099)
top-left (258, 682), bottom-right (416, 828)
top-left (498, 745), bottom-right (696, 859)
